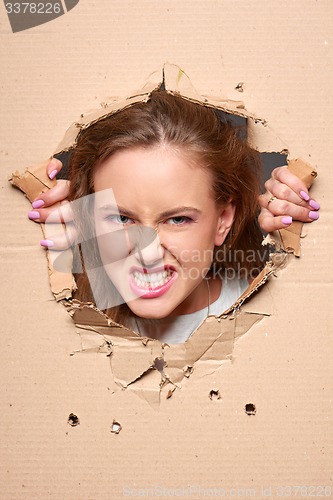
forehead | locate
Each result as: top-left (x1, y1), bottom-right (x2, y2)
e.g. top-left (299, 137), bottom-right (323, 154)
top-left (93, 146), bottom-right (214, 200)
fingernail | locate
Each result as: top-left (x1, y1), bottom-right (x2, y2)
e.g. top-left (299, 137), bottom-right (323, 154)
top-left (309, 199), bottom-right (320, 210)
top-left (300, 190), bottom-right (310, 201)
top-left (32, 199), bottom-right (45, 209)
top-left (282, 216), bottom-right (293, 225)
top-left (40, 239), bottom-right (54, 248)
top-left (28, 210), bottom-right (40, 220)
top-left (309, 211), bottom-right (319, 220)
top-left (49, 169), bottom-right (57, 180)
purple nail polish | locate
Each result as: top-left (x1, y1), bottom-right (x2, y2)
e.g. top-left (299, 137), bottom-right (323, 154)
top-left (28, 210), bottom-right (40, 220)
top-left (282, 216), bottom-right (293, 225)
top-left (309, 199), bottom-right (320, 210)
top-left (300, 190), bottom-right (310, 201)
top-left (40, 239), bottom-right (54, 248)
top-left (32, 199), bottom-right (45, 209)
top-left (49, 169), bottom-right (57, 180)
top-left (309, 211), bottom-right (319, 220)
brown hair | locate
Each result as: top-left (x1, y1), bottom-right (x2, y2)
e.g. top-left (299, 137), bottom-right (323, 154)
top-left (68, 90), bottom-right (265, 322)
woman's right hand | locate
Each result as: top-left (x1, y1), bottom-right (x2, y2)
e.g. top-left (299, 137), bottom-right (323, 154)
top-left (28, 159), bottom-right (75, 249)
top-left (28, 158), bottom-right (70, 223)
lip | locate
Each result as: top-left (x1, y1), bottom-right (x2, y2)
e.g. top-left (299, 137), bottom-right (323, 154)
top-left (129, 264), bottom-right (177, 299)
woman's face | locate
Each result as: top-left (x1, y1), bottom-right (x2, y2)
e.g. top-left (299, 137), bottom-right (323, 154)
top-left (93, 145), bottom-right (235, 319)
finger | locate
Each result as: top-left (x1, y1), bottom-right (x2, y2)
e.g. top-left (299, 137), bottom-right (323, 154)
top-left (264, 178), bottom-right (309, 206)
top-left (30, 179), bottom-right (70, 210)
top-left (258, 208), bottom-right (293, 233)
top-left (263, 196), bottom-right (317, 221)
top-left (259, 198), bottom-right (320, 225)
top-left (270, 166), bottom-right (315, 203)
top-left (28, 199), bottom-right (73, 224)
top-left (46, 157), bottom-right (63, 180)
top-left (40, 221), bottom-right (78, 251)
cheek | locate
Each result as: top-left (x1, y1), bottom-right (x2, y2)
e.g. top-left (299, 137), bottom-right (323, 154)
top-left (94, 222), bottom-right (131, 267)
top-left (168, 230), bottom-right (216, 268)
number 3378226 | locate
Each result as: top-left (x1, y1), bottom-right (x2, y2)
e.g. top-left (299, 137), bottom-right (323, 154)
top-left (5, 3), bottom-right (61, 14)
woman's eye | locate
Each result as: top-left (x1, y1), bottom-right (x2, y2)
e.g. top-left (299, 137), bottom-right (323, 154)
top-left (166, 216), bottom-right (192, 225)
top-left (105, 215), bottom-right (134, 225)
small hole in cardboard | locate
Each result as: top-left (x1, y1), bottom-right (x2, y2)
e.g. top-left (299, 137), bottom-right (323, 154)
top-left (209, 389), bottom-right (222, 401)
top-left (67, 413), bottom-right (80, 426)
top-left (244, 403), bottom-right (256, 415)
top-left (153, 357), bottom-right (166, 374)
top-left (184, 365), bottom-right (194, 378)
top-left (110, 420), bottom-right (122, 434)
top-left (235, 82), bottom-right (244, 92)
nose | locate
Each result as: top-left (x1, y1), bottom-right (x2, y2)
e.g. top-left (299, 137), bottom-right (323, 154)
top-left (131, 225), bottom-right (165, 267)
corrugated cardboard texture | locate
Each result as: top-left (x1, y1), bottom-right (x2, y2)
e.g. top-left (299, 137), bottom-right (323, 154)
top-left (1, 2), bottom-right (332, 498)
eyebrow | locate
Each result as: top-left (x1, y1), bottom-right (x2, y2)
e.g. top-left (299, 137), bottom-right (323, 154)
top-left (98, 204), bottom-right (202, 219)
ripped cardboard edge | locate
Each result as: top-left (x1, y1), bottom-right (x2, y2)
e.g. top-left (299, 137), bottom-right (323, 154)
top-left (10, 159), bottom-right (76, 300)
top-left (54, 63), bottom-right (264, 154)
top-left (278, 159), bottom-right (317, 256)
top-left (9, 63), bottom-right (318, 403)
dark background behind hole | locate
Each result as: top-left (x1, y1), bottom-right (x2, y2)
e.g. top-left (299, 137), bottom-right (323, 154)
top-left (214, 110), bottom-right (288, 189)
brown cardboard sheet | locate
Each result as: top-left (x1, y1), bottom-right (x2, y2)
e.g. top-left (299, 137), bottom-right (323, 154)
top-left (2, 4), bottom-right (332, 494)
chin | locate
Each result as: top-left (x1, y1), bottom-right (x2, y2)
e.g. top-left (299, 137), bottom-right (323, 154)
top-left (127, 299), bottom-right (176, 320)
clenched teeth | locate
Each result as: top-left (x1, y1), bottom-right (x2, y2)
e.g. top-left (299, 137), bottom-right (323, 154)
top-left (133, 270), bottom-right (173, 289)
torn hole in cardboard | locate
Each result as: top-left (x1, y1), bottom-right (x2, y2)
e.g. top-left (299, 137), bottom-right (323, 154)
top-left (10, 63), bottom-right (317, 406)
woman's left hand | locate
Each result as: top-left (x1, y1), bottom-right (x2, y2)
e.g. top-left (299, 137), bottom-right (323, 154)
top-left (258, 166), bottom-right (320, 232)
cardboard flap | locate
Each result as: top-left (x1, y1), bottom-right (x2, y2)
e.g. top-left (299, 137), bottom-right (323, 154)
top-left (278, 159), bottom-right (317, 256)
top-left (9, 160), bottom-right (76, 300)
